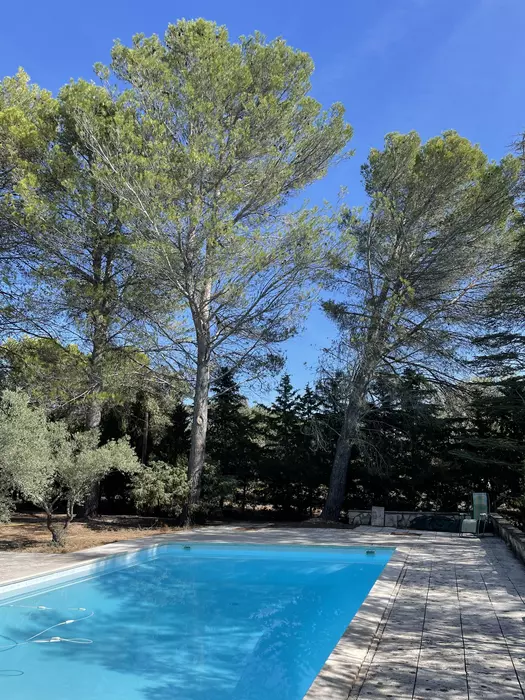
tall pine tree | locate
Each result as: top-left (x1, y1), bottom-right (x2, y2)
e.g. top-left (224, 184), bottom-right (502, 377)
top-left (207, 368), bottom-right (260, 512)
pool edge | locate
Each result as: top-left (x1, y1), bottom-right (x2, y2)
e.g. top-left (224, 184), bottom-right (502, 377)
top-left (0, 532), bottom-right (405, 699)
top-left (303, 546), bottom-right (407, 699)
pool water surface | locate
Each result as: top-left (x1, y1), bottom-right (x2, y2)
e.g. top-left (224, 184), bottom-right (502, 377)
top-left (0, 544), bottom-right (393, 700)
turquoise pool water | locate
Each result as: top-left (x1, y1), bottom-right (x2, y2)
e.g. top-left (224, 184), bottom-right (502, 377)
top-left (0, 544), bottom-right (393, 700)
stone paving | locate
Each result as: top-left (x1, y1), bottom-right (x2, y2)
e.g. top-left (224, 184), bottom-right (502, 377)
top-left (1, 524), bottom-right (525, 699)
top-left (348, 529), bottom-right (525, 700)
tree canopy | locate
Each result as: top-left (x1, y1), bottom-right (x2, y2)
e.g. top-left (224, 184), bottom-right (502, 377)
top-left (0, 20), bottom-right (524, 533)
top-left (321, 131), bottom-right (518, 518)
top-left (71, 19), bottom-right (352, 518)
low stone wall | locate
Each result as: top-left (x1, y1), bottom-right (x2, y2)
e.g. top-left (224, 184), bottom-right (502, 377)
top-left (348, 510), bottom-right (372, 527)
top-left (348, 509), bottom-right (463, 532)
top-left (491, 513), bottom-right (525, 566)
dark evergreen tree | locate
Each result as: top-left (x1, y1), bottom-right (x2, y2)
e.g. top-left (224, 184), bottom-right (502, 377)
top-left (295, 385), bottom-right (332, 515)
top-left (446, 379), bottom-right (525, 511)
top-left (207, 368), bottom-right (260, 512)
top-left (260, 374), bottom-right (305, 515)
top-left (156, 402), bottom-right (191, 466)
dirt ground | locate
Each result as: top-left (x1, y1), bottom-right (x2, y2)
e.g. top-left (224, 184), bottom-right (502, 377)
top-left (0, 513), bottom-right (350, 554)
top-left (0, 514), bottom-right (182, 553)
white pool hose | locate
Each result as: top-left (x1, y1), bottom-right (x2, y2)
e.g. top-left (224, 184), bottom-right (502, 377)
top-left (0, 611), bottom-right (94, 652)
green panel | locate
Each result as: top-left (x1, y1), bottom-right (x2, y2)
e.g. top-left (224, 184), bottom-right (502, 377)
top-left (473, 492), bottom-right (489, 521)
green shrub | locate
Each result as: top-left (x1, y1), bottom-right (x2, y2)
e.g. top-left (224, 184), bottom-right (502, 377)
top-left (130, 459), bottom-right (189, 516)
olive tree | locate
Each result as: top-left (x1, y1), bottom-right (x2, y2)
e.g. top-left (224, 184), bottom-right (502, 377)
top-left (76, 19), bottom-right (352, 518)
top-left (0, 390), bottom-right (52, 523)
top-left (321, 131), bottom-right (518, 520)
top-left (0, 390), bottom-right (140, 544)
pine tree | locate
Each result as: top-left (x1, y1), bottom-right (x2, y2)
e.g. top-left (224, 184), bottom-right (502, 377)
top-left (261, 374), bottom-right (304, 514)
top-left (76, 19), bottom-right (352, 518)
top-left (156, 403), bottom-right (191, 466)
top-left (321, 131), bottom-right (517, 519)
top-left (207, 368), bottom-right (259, 511)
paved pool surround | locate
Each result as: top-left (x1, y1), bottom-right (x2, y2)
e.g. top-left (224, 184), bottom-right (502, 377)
top-left (1, 525), bottom-right (525, 700)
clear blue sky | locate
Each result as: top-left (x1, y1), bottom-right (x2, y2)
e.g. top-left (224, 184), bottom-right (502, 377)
top-left (1, 0), bottom-right (524, 396)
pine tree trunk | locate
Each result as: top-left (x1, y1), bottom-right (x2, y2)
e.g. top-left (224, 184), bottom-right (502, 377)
top-left (86, 398), bottom-right (102, 430)
top-left (321, 368), bottom-right (372, 521)
top-left (321, 420), bottom-right (354, 521)
top-left (184, 342), bottom-right (211, 524)
top-left (321, 291), bottom-right (390, 522)
top-left (84, 335), bottom-right (104, 518)
top-left (141, 409), bottom-right (150, 464)
top-left (183, 267), bottom-right (212, 525)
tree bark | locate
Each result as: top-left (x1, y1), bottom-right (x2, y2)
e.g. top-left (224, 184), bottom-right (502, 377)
top-left (321, 364), bottom-right (375, 521)
top-left (321, 301), bottom-right (390, 521)
top-left (83, 399), bottom-right (102, 518)
top-left (321, 413), bottom-right (355, 521)
top-left (46, 510), bottom-right (73, 547)
top-left (141, 408), bottom-right (150, 464)
top-left (184, 341), bottom-right (211, 524)
top-left (84, 333), bottom-right (104, 518)
top-left (86, 398), bottom-right (102, 430)
top-left (183, 264), bottom-right (212, 525)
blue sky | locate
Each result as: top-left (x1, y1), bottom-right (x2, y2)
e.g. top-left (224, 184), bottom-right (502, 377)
top-left (1, 0), bottom-right (524, 397)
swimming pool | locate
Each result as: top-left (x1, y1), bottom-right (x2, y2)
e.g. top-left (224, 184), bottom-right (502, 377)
top-left (0, 544), bottom-right (393, 700)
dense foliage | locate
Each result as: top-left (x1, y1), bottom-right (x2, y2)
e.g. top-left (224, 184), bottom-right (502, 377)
top-left (0, 390), bottom-right (140, 543)
top-left (3, 365), bottom-right (517, 523)
top-left (0, 19), bottom-right (524, 531)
